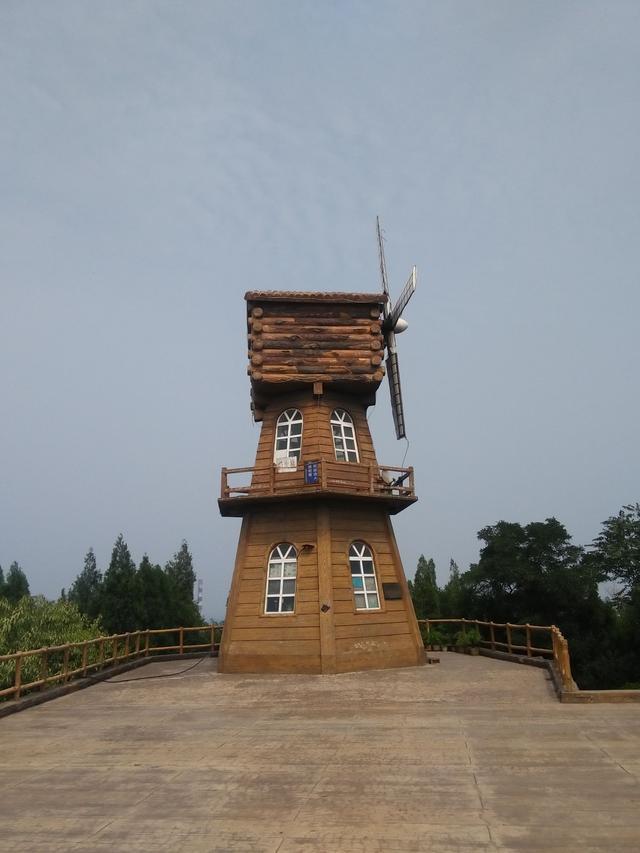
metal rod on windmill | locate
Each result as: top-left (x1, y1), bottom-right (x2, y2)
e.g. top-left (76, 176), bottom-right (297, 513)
top-left (376, 216), bottom-right (417, 441)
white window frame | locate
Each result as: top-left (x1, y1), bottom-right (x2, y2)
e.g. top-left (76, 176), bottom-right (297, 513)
top-left (349, 542), bottom-right (380, 610)
top-left (264, 543), bottom-right (297, 614)
top-left (274, 409), bottom-right (303, 463)
top-left (331, 409), bottom-right (360, 463)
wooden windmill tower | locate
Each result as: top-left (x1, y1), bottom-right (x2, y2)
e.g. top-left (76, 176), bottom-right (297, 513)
top-left (218, 221), bottom-right (424, 674)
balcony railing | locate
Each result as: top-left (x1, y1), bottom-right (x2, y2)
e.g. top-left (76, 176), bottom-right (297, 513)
top-left (220, 461), bottom-right (415, 501)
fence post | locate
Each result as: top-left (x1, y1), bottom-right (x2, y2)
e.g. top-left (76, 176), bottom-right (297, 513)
top-left (211, 624), bottom-right (216, 655)
top-left (99, 639), bottom-right (105, 670)
top-left (221, 467), bottom-right (227, 498)
top-left (112, 637), bottom-right (118, 665)
top-left (145, 631), bottom-right (150, 657)
top-left (63, 646), bottom-right (70, 682)
top-left (489, 622), bottom-right (496, 650)
top-left (526, 624), bottom-right (532, 657)
top-left (124, 633), bottom-right (130, 660)
top-left (40, 650), bottom-right (48, 691)
top-left (15, 654), bottom-right (23, 700)
top-left (82, 642), bottom-right (89, 676)
top-left (506, 624), bottom-right (512, 654)
top-left (179, 627), bottom-right (184, 655)
top-left (135, 631), bottom-right (141, 657)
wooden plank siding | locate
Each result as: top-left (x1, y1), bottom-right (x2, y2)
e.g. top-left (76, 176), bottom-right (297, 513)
top-left (219, 501), bottom-right (424, 674)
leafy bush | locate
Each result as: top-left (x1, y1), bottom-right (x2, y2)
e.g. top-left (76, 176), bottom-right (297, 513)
top-left (0, 596), bottom-right (103, 696)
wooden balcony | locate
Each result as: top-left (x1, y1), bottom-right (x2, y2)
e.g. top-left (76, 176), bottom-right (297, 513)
top-left (218, 461), bottom-right (417, 516)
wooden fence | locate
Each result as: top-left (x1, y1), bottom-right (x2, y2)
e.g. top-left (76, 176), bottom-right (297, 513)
top-left (0, 618), bottom-right (577, 702)
top-left (0, 624), bottom-right (223, 703)
top-left (418, 617), bottom-right (575, 691)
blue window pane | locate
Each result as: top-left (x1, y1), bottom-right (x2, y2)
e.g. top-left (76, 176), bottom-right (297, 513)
top-left (352, 576), bottom-right (364, 590)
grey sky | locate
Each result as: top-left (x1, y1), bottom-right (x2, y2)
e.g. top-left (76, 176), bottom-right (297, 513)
top-left (1, 1), bottom-right (639, 618)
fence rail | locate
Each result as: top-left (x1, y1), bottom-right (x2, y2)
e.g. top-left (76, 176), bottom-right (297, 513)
top-left (221, 461), bottom-right (415, 500)
top-left (418, 617), bottom-right (575, 691)
top-left (0, 624), bottom-right (222, 703)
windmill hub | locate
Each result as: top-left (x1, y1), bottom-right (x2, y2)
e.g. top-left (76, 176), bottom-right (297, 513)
top-left (393, 318), bottom-right (409, 334)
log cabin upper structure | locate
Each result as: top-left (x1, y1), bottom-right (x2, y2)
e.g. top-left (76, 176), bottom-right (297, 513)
top-left (218, 290), bottom-right (425, 674)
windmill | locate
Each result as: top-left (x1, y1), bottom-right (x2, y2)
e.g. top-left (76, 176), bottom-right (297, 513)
top-left (376, 216), bottom-right (417, 441)
top-left (217, 260), bottom-right (425, 674)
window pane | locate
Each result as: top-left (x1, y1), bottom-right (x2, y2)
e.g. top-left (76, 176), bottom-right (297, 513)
top-left (289, 437), bottom-right (301, 449)
top-left (266, 597), bottom-right (279, 612)
top-left (283, 563), bottom-right (296, 577)
top-left (352, 576), bottom-right (364, 590)
top-left (364, 577), bottom-right (376, 591)
top-left (282, 579), bottom-right (295, 594)
top-left (354, 594), bottom-right (366, 609)
top-left (290, 424), bottom-right (302, 436)
top-left (267, 580), bottom-right (280, 595)
top-left (268, 565), bottom-right (281, 579)
top-left (349, 560), bottom-right (360, 574)
top-left (361, 561), bottom-right (374, 575)
top-left (281, 597), bottom-right (295, 612)
top-left (276, 438), bottom-right (287, 450)
top-left (367, 594), bottom-right (379, 608)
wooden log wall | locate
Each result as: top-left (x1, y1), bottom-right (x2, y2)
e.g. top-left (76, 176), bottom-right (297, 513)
top-left (246, 294), bottom-right (386, 393)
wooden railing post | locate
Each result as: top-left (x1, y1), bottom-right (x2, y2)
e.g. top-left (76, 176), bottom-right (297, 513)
top-left (179, 627), bottom-right (184, 655)
top-left (112, 637), bottom-right (118, 665)
top-left (506, 624), bottom-right (512, 654)
top-left (489, 622), bottom-right (496, 650)
top-left (99, 639), bottom-right (105, 670)
top-left (526, 624), bottom-right (532, 657)
top-left (135, 631), bottom-right (141, 657)
top-left (63, 646), bottom-right (70, 683)
top-left (221, 467), bottom-right (227, 498)
top-left (124, 633), bottom-right (130, 660)
top-left (82, 642), bottom-right (89, 676)
top-left (145, 630), bottom-right (150, 657)
top-left (40, 650), bottom-right (48, 691)
top-left (211, 624), bottom-right (216, 654)
top-left (14, 654), bottom-right (23, 700)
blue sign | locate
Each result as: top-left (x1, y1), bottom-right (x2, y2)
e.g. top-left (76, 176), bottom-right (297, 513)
top-left (304, 461), bottom-right (319, 485)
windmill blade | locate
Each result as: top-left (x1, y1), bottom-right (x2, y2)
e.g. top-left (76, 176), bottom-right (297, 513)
top-left (386, 347), bottom-right (407, 440)
top-left (387, 266), bottom-right (416, 331)
top-left (376, 216), bottom-right (390, 317)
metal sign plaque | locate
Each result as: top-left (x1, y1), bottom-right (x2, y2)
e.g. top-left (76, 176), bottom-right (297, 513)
top-left (304, 461), bottom-right (319, 485)
top-left (382, 582), bottom-right (402, 600)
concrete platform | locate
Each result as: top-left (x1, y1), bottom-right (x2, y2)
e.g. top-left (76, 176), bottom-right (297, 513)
top-left (1, 652), bottom-right (639, 852)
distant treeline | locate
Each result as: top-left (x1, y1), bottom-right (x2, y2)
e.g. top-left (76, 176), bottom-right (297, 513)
top-left (0, 535), bottom-right (202, 639)
top-left (409, 504), bottom-right (640, 690)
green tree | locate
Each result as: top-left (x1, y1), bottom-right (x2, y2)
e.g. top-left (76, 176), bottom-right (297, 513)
top-left (68, 548), bottom-right (103, 620)
top-left (591, 503), bottom-right (640, 603)
top-left (459, 518), bottom-right (615, 689)
top-left (440, 558), bottom-right (464, 617)
top-left (408, 555), bottom-right (440, 619)
top-left (4, 561), bottom-right (30, 604)
top-left (0, 565), bottom-right (5, 598)
top-left (0, 596), bottom-right (102, 694)
top-left (138, 555), bottom-right (173, 629)
top-left (101, 534), bottom-right (140, 633)
top-left (165, 540), bottom-right (196, 602)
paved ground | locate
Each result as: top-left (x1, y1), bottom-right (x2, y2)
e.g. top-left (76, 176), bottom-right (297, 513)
top-left (1, 652), bottom-right (639, 852)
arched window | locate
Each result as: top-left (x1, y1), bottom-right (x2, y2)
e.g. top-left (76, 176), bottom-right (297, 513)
top-left (331, 409), bottom-right (359, 462)
top-left (274, 409), bottom-right (303, 463)
top-left (265, 543), bottom-right (297, 613)
top-left (349, 542), bottom-right (380, 610)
